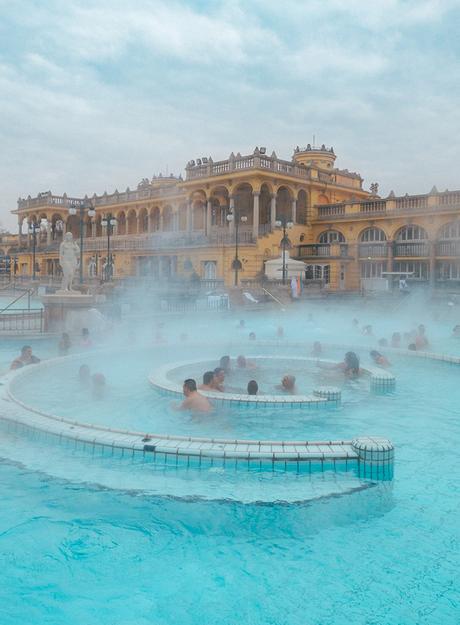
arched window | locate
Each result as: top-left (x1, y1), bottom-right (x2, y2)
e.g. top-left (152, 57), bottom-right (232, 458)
top-left (439, 221), bottom-right (460, 239)
top-left (318, 230), bottom-right (345, 244)
top-left (396, 225), bottom-right (427, 241)
top-left (297, 190), bottom-right (308, 225)
top-left (359, 227), bottom-right (387, 242)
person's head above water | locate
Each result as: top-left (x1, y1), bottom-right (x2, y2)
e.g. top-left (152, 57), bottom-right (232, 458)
top-left (370, 350), bottom-right (381, 361)
top-left (219, 356), bottom-right (231, 372)
top-left (247, 380), bottom-right (258, 395)
top-left (249, 332), bottom-right (256, 340)
top-left (21, 345), bottom-right (33, 359)
top-left (281, 374), bottom-right (296, 391)
top-left (213, 367), bottom-right (225, 383)
top-left (237, 355), bottom-right (247, 368)
top-left (79, 364), bottom-right (90, 381)
top-left (183, 379), bottom-right (197, 395)
top-left (344, 351), bottom-right (360, 372)
top-left (92, 373), bottom-right (106, 387)
top-left (202, 371), bottom-right (214, 386)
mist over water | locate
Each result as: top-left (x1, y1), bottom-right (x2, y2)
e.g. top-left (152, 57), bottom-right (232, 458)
top-left (1, 285), bottom-right (460, 624)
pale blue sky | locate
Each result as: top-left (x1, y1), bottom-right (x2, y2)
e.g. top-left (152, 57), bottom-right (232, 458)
top-left (1, 0), bottom-right (459, 229)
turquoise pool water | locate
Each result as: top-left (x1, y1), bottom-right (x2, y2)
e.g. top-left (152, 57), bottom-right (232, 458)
top-left (1, 301), bottom-right (460, 623)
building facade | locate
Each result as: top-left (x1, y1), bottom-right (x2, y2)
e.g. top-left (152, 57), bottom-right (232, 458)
top-left (9, 145), bottom-right (460, 291)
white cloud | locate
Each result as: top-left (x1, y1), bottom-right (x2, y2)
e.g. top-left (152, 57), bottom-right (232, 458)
top-left (0, 0), bottom-right (459, 229)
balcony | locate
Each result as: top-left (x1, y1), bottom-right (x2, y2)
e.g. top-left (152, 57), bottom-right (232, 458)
top-left (358, 243), bottom-right (388, 258)
top-left (20, 229), bottom-right (257, 255)
top-left (315, 191), bottom-right (460, 221)
top-left (393, 242), bottom-right (429, 257)
top-left (436, 240), bottom-right (460, 256)
top-left (296, 243), bottom-right (349, 259)
top-left (186, 152), bottom-right (312, 182)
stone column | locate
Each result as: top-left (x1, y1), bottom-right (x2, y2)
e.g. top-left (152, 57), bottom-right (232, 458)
top-left (147, 213), bottom-right (152, 233)
top-left (137, 215), bottom-right (142, 234)
top-left (91, 220), bottom-right (96, 238)
top-left (159, 212), bottom-right (164, 232)
top-left (429, 240), bottom-right (436, 287)
top-left (270, 194), bottom-right (276, 229)
top-left (18, 219), bottom-right (22, 247)
top-left (291, 198), bottom-right (297, 224)
top-left (228, 196), bottom-right (235, 234)
top-left (206, 199), bottom-right (212, 236)
top-left (186, 201), bottom-right (192, 233)
top-left (252, 192), bottom-right (260, 239)
top-left (386, 240), bottom-right (393, 273)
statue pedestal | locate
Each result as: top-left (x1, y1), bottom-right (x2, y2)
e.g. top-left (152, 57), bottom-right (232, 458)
top-left (41, 292), bottom-right (95, 333)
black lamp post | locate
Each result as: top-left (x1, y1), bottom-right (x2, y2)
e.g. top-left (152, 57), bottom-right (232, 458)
top-left (226, 210), bottom-right (247, 286)
top-left (69, 201), bottom-right (96, 284)
top-left (28, 220), bottom-right (46, 280)
top-left (101, 214), bottom-right (117, 281)
top-left (275, 217), bottom-right (293, 284)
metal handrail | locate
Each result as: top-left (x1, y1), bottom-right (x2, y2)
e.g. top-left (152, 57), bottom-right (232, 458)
top-left (262, 288), bottom-right (286, 310)
top-left (0, 289), bottom-right (32, 313)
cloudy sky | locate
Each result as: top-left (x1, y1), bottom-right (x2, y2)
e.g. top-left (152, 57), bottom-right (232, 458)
top-left (1, 0), bottom-right (459, 230)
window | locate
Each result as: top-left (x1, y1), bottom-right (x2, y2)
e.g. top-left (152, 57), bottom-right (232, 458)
top-left (396, 225), bottom-right (427, 241)
top-left (359, 227), bottom-right (386, 242)
top-left (203, 260), bottom-right (217, 280)
top-left (360, 261), bottom-right (386, 278)
top-left (305, 264), bottom-right (330, 283)
top-left (393, 261), bottom-right (428, 280)
top-left (439, 222), bottom-right (460, 239)
top-left (318, 230), bottom-right (345, 244)
top-left (437, 261), bottom-right (460, 281)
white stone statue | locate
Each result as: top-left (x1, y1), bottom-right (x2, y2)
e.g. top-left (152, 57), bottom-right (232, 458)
top-left (59, 232), bottom-right (80, 291)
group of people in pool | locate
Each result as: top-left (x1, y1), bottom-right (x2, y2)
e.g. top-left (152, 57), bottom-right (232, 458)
top-left (352, 318), bottom-right (430, 351)
top-left (175, 350), bottom-right (371, 413)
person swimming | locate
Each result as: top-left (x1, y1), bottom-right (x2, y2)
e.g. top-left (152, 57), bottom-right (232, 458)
top-left (236, 355), bottom-right (256, 369)
top-left (212, 367), bottom-right (225, 392)
top-left (311, 341), bottom-right (322, 357)
top-left (219, 356), bottom-right (231, 374)
top-left (78, 364), bottom-right (91, 384)
top-left (247, 380), bottom-right (258, 395)
top-left (199, 371), bottom-right (215, 391)
top-left (415, 324), bottom-right (429, 350)
top-left (175, 379), bottom-right (212, 413)
top-left (91, 372), bottom-right (106, 399)
top-left (277, 374), bottom-right (297, 394)
top-left (10, 345), bottom-right (40, 370)
top-left (58, 332), bottom-right (71, 355)
top-left (342, 352), bottom-right (360, 377)
top-left (370, 350), bottom-right (390, 367)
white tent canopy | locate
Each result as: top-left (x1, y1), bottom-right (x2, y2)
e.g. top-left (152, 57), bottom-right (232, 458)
top-left (264, 251), bottom-right (306, 280)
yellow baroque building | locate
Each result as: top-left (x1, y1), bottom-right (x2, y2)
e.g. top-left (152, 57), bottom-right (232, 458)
top-left (9, 144), bottom-right (460, 291)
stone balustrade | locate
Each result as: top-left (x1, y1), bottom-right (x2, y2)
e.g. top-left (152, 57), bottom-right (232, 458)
top-left (316, 190), bottom-right (460, 220)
